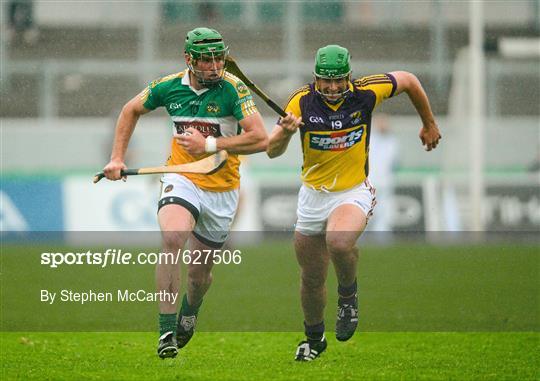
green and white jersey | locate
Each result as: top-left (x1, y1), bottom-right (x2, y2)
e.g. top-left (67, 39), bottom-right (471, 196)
top-left (140, 69), bottom-right (258, 191)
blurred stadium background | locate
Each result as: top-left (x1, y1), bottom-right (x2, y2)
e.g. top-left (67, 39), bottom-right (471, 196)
top-left (1, 0), bottom-right (539, 235)
top-left (1, 3), bottom-right (539, 379)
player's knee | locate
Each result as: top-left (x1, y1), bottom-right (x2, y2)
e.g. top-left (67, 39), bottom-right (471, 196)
top-left (326, 237), bottom-right (355, 257)
top-left (161, 231), bottom-right (188, 251)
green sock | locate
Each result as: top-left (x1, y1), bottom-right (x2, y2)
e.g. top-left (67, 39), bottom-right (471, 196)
top-left (159, 313), bottom-right (177, 336)
top-left (181, 293), bottom-right (202, 316)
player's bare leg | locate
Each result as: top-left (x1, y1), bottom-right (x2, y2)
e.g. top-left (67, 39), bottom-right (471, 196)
top-left (176, 234), bottom-right (216, 349)
top-left (294, 232), bottom-right (329, 360)
top-left (295, 232), bottom-right (330, 325)
top-left (157, 204), bottom-right (195, 312)
top-left (156, 204), bottom-right (195, 358)
top-left (326, 204), bottom-right (366, 286)
top-left (326, 204), bottom-right (367, 341)
top-left (186, 235), bottom-right (215, 304)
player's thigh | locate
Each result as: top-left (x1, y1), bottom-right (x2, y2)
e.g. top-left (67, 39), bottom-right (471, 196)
top-left (295, 185), bottom-right (329, 236)
top-left (158, 204), bottom-right (196, 231)
top-left (193, 188), bottom-right (239, 248)
top-left (295, 231), bottom-right (330, 280)
top-left (327, 203), bottom-right (367, 232)
top-left (158, 204), bottom-right (195, 251)
top-left (326, 181), bottom-right (375, 249)
top-left (157, 174), bottom-right (200, 246)
top-left (326, 204), bottom-right (366, 253)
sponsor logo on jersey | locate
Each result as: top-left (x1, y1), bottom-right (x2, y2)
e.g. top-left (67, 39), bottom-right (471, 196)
top-left (206, 102), bottom-right (221, 114)
top-left (309, 125), bottom-right (365, 151)
top-left (235, 95), bottom-right (253, 106)
top-left (174, 120), bottom-right (220, 138)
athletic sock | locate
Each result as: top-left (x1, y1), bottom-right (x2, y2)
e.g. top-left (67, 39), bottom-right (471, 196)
top-left (304, 321), bottom-right (325, 342)
top-left (338, 278), bottom-right (357, 305)
top-left (181, 293), bottom-right (202, 316)
top-left (159, 313), bottom-right (177, 336)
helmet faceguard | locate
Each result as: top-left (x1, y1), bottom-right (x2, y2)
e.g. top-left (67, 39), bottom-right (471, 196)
top-left (185, 27), bottom-right (229, 87)
top-left (313, 45), bottom-right (352, 104)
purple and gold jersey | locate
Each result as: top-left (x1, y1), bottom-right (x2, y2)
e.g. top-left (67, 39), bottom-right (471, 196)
top-left (285, 74), bottom-right (397, 192)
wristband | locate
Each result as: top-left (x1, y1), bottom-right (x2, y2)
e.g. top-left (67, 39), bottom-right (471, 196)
top-left (205, 136), bottom-right (217, 153)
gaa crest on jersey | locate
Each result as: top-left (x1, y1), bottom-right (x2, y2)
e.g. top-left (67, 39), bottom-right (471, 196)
top-left (350, 110), bottom-right (362, 125)
top-left (206, 102), bottom-right (221, 114)
top-left (309, 125), bottom-right (365, 151)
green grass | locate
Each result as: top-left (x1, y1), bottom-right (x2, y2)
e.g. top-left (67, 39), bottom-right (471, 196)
top-left (1, 332), bottom-right (538, 380)
top-left (1, 242), bottom-right (538, 331)
top-left (1, 241), bottom-right (539, 379)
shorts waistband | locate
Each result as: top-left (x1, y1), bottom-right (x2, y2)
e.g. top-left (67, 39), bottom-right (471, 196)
top-left (302, 179), bottom-right (370, 195)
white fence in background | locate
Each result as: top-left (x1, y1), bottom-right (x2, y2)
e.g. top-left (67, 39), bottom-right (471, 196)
top-left (2, 116), bottom-right (539, 172)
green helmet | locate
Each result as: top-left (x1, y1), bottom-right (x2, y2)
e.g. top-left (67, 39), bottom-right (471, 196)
top-left (314, 45), bottom-right (351, 79)
top-left (184, 27), bottom-right (229, 86)
top-left (184, 27), bottom-right (228, 59)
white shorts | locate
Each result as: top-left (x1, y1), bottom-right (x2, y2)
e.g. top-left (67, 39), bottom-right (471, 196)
top-left (295, 180), bottom-right (376, 235)
top-left (158, 174), bottom-right (239, 247)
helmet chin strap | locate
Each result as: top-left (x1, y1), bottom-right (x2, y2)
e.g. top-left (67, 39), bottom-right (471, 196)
top-left (315, 86), bottom-right (351, 105)
top-left (314, 74), bottom-right (351, 104)
top-left (188, 65), bottom-right (224, 87)
top-left (187, 53), bottom-right (226, 87)
top-left (192, 68), bottom-right (223, 87)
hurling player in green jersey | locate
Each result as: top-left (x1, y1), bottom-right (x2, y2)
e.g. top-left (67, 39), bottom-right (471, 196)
top-left (267, 45), bottom-right (441, 361)
top-left (102, 27), bottom-right (268, 359)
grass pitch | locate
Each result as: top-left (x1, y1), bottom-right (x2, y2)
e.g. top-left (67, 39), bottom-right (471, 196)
top-left (1, 332), bottom-right (538, 380)
top-left (1, 240), bottom-right (539, 379)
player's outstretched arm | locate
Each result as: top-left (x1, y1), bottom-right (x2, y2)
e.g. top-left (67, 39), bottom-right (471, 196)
top-left (267, 112), bottom-right (302, 158)
top-left (220, 112), bottom-right (268, 154)
top-left (389, 71), bottom-right (442, 151)
top-left (103, 94), bottom-right (151, 180)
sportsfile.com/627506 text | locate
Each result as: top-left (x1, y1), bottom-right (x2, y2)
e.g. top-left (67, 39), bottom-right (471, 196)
top-left (40, 249), bottom-right (242, 268)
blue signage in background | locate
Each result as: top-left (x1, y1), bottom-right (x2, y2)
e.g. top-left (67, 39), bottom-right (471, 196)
top-left (0, 179), bottom-right (64, 231)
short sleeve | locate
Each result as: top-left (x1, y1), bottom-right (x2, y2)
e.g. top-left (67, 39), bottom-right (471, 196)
top-left (230, 81), bottom-right (258, 121)
top-left (140, 78), bottom-right (164, 110)
top-left (284, 86), bottom-right (310, 118)
top-left (354, 73), bottom-right (397, 108)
